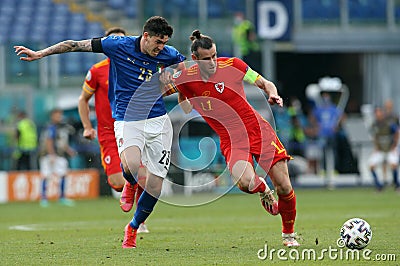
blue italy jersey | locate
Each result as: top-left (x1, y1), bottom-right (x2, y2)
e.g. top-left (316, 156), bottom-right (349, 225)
top-left (100, 35), bottom-right (185, 121)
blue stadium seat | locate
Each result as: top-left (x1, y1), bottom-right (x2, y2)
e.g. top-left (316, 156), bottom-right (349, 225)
top-left (81, 53), bottom-right (105, 73)
top-left (61, 53), bottom-right (82, 75)
top-left (227, 0), bottom-right (245, 13)
top-left (18, 0), bottom-right (36, 7)
top-left (396, 5), bottom-right (400, 20)
top-left (0, 11), bottom-right (12, 31)
top-left (86, 22), bottom-right (105, 38)
top-left (208, 0), bottom-right (224, 18)
top-left (31, 24), bottom-right (48, 42)
top-left (53, 3), bottom-right (69, 15)
top-left (302, 0), bottom-right (340, 20)
top-left (36, 0), bottom-right (53, 5)
top-left (125, 0), bottom-right (138, 18)
top-left (0, 1), bottom-right (16, 8)
top-left (348, 0), bottom-right (386, 20)
top-left (182, 0), bottom-right (198, 17)
top-left (47, 24), bottom-right (68, 44)
top-left (69, 13), bottom-right (87, 35)
top-left (108, 0), bottom-right (126, 9)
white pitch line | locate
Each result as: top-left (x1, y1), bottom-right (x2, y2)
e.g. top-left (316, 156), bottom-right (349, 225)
top-left (8, 219), bottom-right (124, 231)
top-left (8, 225), bottom-right (39, 231)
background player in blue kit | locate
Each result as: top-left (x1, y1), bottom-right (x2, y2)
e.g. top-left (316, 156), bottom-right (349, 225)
top-left (15, 16), bottom-right (186, 248)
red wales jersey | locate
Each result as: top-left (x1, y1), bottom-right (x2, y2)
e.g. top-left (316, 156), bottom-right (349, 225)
top-left (175, 57), bottom-right (277, 154)
top-left (82, 58), bottom-right (115, 141)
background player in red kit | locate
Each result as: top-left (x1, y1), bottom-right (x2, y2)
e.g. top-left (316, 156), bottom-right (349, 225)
top-left (78, 27), bottom-right (149, 233)
top-left (164, 30), bottom-right (299, 247)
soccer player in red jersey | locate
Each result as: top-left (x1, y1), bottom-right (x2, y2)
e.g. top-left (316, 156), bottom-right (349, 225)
top-left (78, 27), bottom-right (149, 233)
top-left (164, 30), bottom-right (299, 247)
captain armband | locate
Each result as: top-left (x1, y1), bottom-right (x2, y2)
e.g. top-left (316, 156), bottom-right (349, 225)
top-left (243, 67), bottom-right (261, 84)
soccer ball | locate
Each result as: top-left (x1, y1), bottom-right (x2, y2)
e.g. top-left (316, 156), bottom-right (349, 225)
top-left (340, 218), bottom-right (372, 249)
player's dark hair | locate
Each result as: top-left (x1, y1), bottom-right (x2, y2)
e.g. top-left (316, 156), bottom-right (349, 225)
top-left (190, 30), bottom-right (214, 57)
top-left (143, 16), bottom-right (173, 38)
top-left (105, 27), bottom-right (126, 36)
top-left (50, 108), bottom-right (62, 114)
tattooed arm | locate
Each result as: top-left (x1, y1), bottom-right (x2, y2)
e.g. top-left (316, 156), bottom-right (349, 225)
top-left (14, 39), bottom-right (92, 62)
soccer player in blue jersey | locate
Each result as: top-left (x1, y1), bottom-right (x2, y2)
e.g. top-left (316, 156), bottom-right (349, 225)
top-left (15, 16), bottom-right (186, 248)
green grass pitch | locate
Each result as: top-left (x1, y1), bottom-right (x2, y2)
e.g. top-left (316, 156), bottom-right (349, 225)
top-left (1, 187), bottom-right (399, 265)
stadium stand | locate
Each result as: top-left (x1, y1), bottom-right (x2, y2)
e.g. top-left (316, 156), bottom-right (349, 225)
top-left (302, 0), bottom-right (340, 21)
top-left (0, 0), bottom-right (106, 75)
top-left (348, 0), bottom-right (386, 22)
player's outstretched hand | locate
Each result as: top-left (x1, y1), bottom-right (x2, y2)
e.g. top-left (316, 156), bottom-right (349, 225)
top-left (14, 46), bottom-right (42, 61)
top-left (268, 94), bottom-right (283, 107)
top-left (83, 128), bottom-right (97, 140)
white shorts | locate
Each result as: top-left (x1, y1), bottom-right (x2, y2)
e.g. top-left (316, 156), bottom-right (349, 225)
top-left (39, 155), bottom-right (68, 177)
top-left (368, 150), bottom-right (399, 167)
top-left (114, 114), bottom-right (173, 178)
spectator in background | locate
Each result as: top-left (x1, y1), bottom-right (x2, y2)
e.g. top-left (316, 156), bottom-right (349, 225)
top-left (311, 92), bottom-right (343, 187)
top-left (334, 113), bottom-right (359, 175)
top-left (271, 104), bottom-right (292, 149)
top-left (287, 97), bottom-right (307, 157)
top-left (384, 99), bottom-right (399, 126)
top-left (39, 108), bottom-right (76, 207)
top-left (288, 115), bottom-right (306, 157)
top-left (380, 99), bottom-right (400, 185)
top-left (303, 109), bottom-right (322, 174)
top-left (14, 110), bottom-right (38, 170)
top-left (232, 12), bottom-right (262, 74)
top-left (369, 106), bottom-right (399, 191)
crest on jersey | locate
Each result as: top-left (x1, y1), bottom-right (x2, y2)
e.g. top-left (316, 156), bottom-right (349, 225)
top-left (156, 63), bottom-right (164, 73)
top-left (215, 82), bottom-right (224, 93)
top-left (104, 155), bottom-right (111, 164)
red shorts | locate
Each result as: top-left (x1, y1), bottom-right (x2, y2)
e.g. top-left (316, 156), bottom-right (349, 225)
top-left (99, 133), bottom-right (145, 177)
top-left (221, 122), bottom-right (291, 173)
top-left (99, 137), bottom-right (121, 176)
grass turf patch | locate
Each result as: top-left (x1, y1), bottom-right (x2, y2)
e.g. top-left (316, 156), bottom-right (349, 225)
top-left (1, 187), bottom-right (399, 265)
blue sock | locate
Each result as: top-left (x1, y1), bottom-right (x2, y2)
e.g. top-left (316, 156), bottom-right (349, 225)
top-left (129, 190), bottom-right (158, 229)
top-left (41, 178), bottom-right (47, 200)
top-left (60, 176), bottom-right (66, 198)
top-left (265, 175), bottom-right (275, 190)
top-left (120, 163), bottom-right (138, 185)
top-left (393, 169), bottom-right (399, 188)
top-left (371, 170), bottom-right (383, 189)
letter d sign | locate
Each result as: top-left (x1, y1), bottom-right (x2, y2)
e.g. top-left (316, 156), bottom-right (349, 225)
top-left (257, 1), bottom-right (290, 40)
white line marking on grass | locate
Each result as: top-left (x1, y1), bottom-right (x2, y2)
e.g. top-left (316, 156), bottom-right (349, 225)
top-left (9, 219), bottom-right (124, 231)
top-left (9, 225), bottom-right (38, 231)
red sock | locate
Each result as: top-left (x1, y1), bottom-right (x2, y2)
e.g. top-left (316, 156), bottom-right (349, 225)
top-left (278, 189), bottom-right (296, 234)
top-left (248, 176), bottom-right (267, 194)
top-left (238, 176), bottom-right (267, 194)
top-left (107, 177), bottom-right (124, 192)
